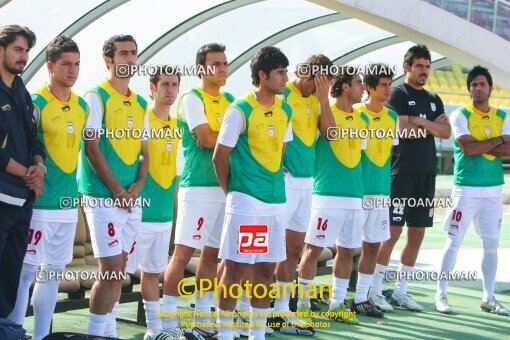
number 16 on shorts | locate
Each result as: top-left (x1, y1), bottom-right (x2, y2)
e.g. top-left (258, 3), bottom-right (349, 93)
top-left (238, 225), bottom-right (268, 254)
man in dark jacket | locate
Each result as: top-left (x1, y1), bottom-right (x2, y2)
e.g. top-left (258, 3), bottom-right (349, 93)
top-left (0, 25), bottom-right (45, 318)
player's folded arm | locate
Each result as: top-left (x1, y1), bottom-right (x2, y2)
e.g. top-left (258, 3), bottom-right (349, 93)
top-left (427, 113), bottom-right (451, 139)
top-left (193, 123), bottom-right (219, 150)
top-left (487, 135), bottom-right (510, 157)
top-left (456, 134), bottom-right (504, 156)
top-left (397, 115), bottom-right (425, 139)
top-left (408, 113), bottom-right (451, 139)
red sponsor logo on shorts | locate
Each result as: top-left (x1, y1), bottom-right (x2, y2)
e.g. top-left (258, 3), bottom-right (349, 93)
top-left (26, 249), bottom-right (36, 255)
top-left (238, 225), bottom-right (268, 254)
top-left (108, 239), bottom-right (119, 248)
top-left (316, 235), bottom-right (325, 240)
top-left (129, 241), bottom-right (136, 254)
top-left (193, 235), bottom-right (201, 240)
top-left (451, 224), bottom-right (459, 230)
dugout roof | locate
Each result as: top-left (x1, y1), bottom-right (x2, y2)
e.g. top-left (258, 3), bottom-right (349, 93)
top-left (0, 0), bottom-right (449, 99)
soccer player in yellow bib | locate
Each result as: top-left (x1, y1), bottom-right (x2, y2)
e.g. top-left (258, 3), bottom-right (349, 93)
top-left (161, 43), bottom-right (233, 339)
top-left (79, 35), bottom-right (149, 337)
top-left (124, 67), bottom-right (181, 339)
top-left (297, 67), bottom-right (367, 325)
top-left (9, 36), bottom-right (87, 340)
top-left (213, 47), bottom-right (292, 340)
top-left (355, 64), bottom-right (398, 315)
top-left (435, 66), bottom-right (510, 315)
top-left (270, 55), bottom-right (333, 336)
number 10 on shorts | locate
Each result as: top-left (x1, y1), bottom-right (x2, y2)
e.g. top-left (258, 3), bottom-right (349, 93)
top-left (238, 225), bottom-right (269, 254)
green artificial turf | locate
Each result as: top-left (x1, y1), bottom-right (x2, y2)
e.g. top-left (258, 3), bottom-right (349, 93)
top-left (24, 282), bottom-right (509, 339)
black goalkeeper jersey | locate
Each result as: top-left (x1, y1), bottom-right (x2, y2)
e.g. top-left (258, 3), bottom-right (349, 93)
top-left (388, 83), bottom-right (444, 176)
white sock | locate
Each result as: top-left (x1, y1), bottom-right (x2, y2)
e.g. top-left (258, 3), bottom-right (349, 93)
top-left (394, 264), bottom-right (413, 296)
top-left (162, 295), bottom-right (179, 329)
top-left (144, 300), bottom-right (162, 331)
top-left (249, 307), bottom-right (268, 340)
top-left (330, 277), bottom-right (349, 309)
top-left (296, 277), bottom-right (312, 308)
top-left (481, 237), bottom-right (499, 301)
top-left (104, 301), bottom-right (119, 337)
top-left (216, 308), bottom-right (233, 339)
top-left (273, 281), bottom-right (292, 312)
top-left (32, 264), bottom-right (62, 340)
top-left (354, 273), bottom-right (373, 303)
top-left (238, 291), bottom-right (250, 316)
top-left (88, 313), bottom-right (108, 336)
top-left (437, 238), bottom-right (460, 297)
top-left (195, 291), bottom-right (213, 325)
top-left (8, 263), bottom-right (37, 325)
top-left (370, 264), bottom-right (387, 296)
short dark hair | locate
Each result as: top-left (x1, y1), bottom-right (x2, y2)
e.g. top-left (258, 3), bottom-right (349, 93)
top-left (149, 65), bottom-right (181, 86)
top-left (195, 43), bottom-right (226, 79)
top-left (103, 34), bottom-right (137, 60)
top-left (298, 54), bottom-right (333, 79)
top-left (196, 43), bottom-right (226, 66)
top-left (250, 46), bottom-right (289, 86)
top-left (0, 25), bottom-right (36, 49)
top-left (330, 66), bottom-right (357, 98)
top-left (467, 65), bottom-right (492, 88)
top-left (404, 44), bottom-right (431, 68)
top-left (46, 35), bottom-right (79, 63)
top-left (363, 63), bottom-right (395, 91)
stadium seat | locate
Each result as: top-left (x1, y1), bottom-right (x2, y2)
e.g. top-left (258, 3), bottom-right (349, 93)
top-left (454, 95), bottom-right (468, 105)
top-left (492, 98), bottom-right (504, 107)
top-left (429, 66), bottom-right (510, 108)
